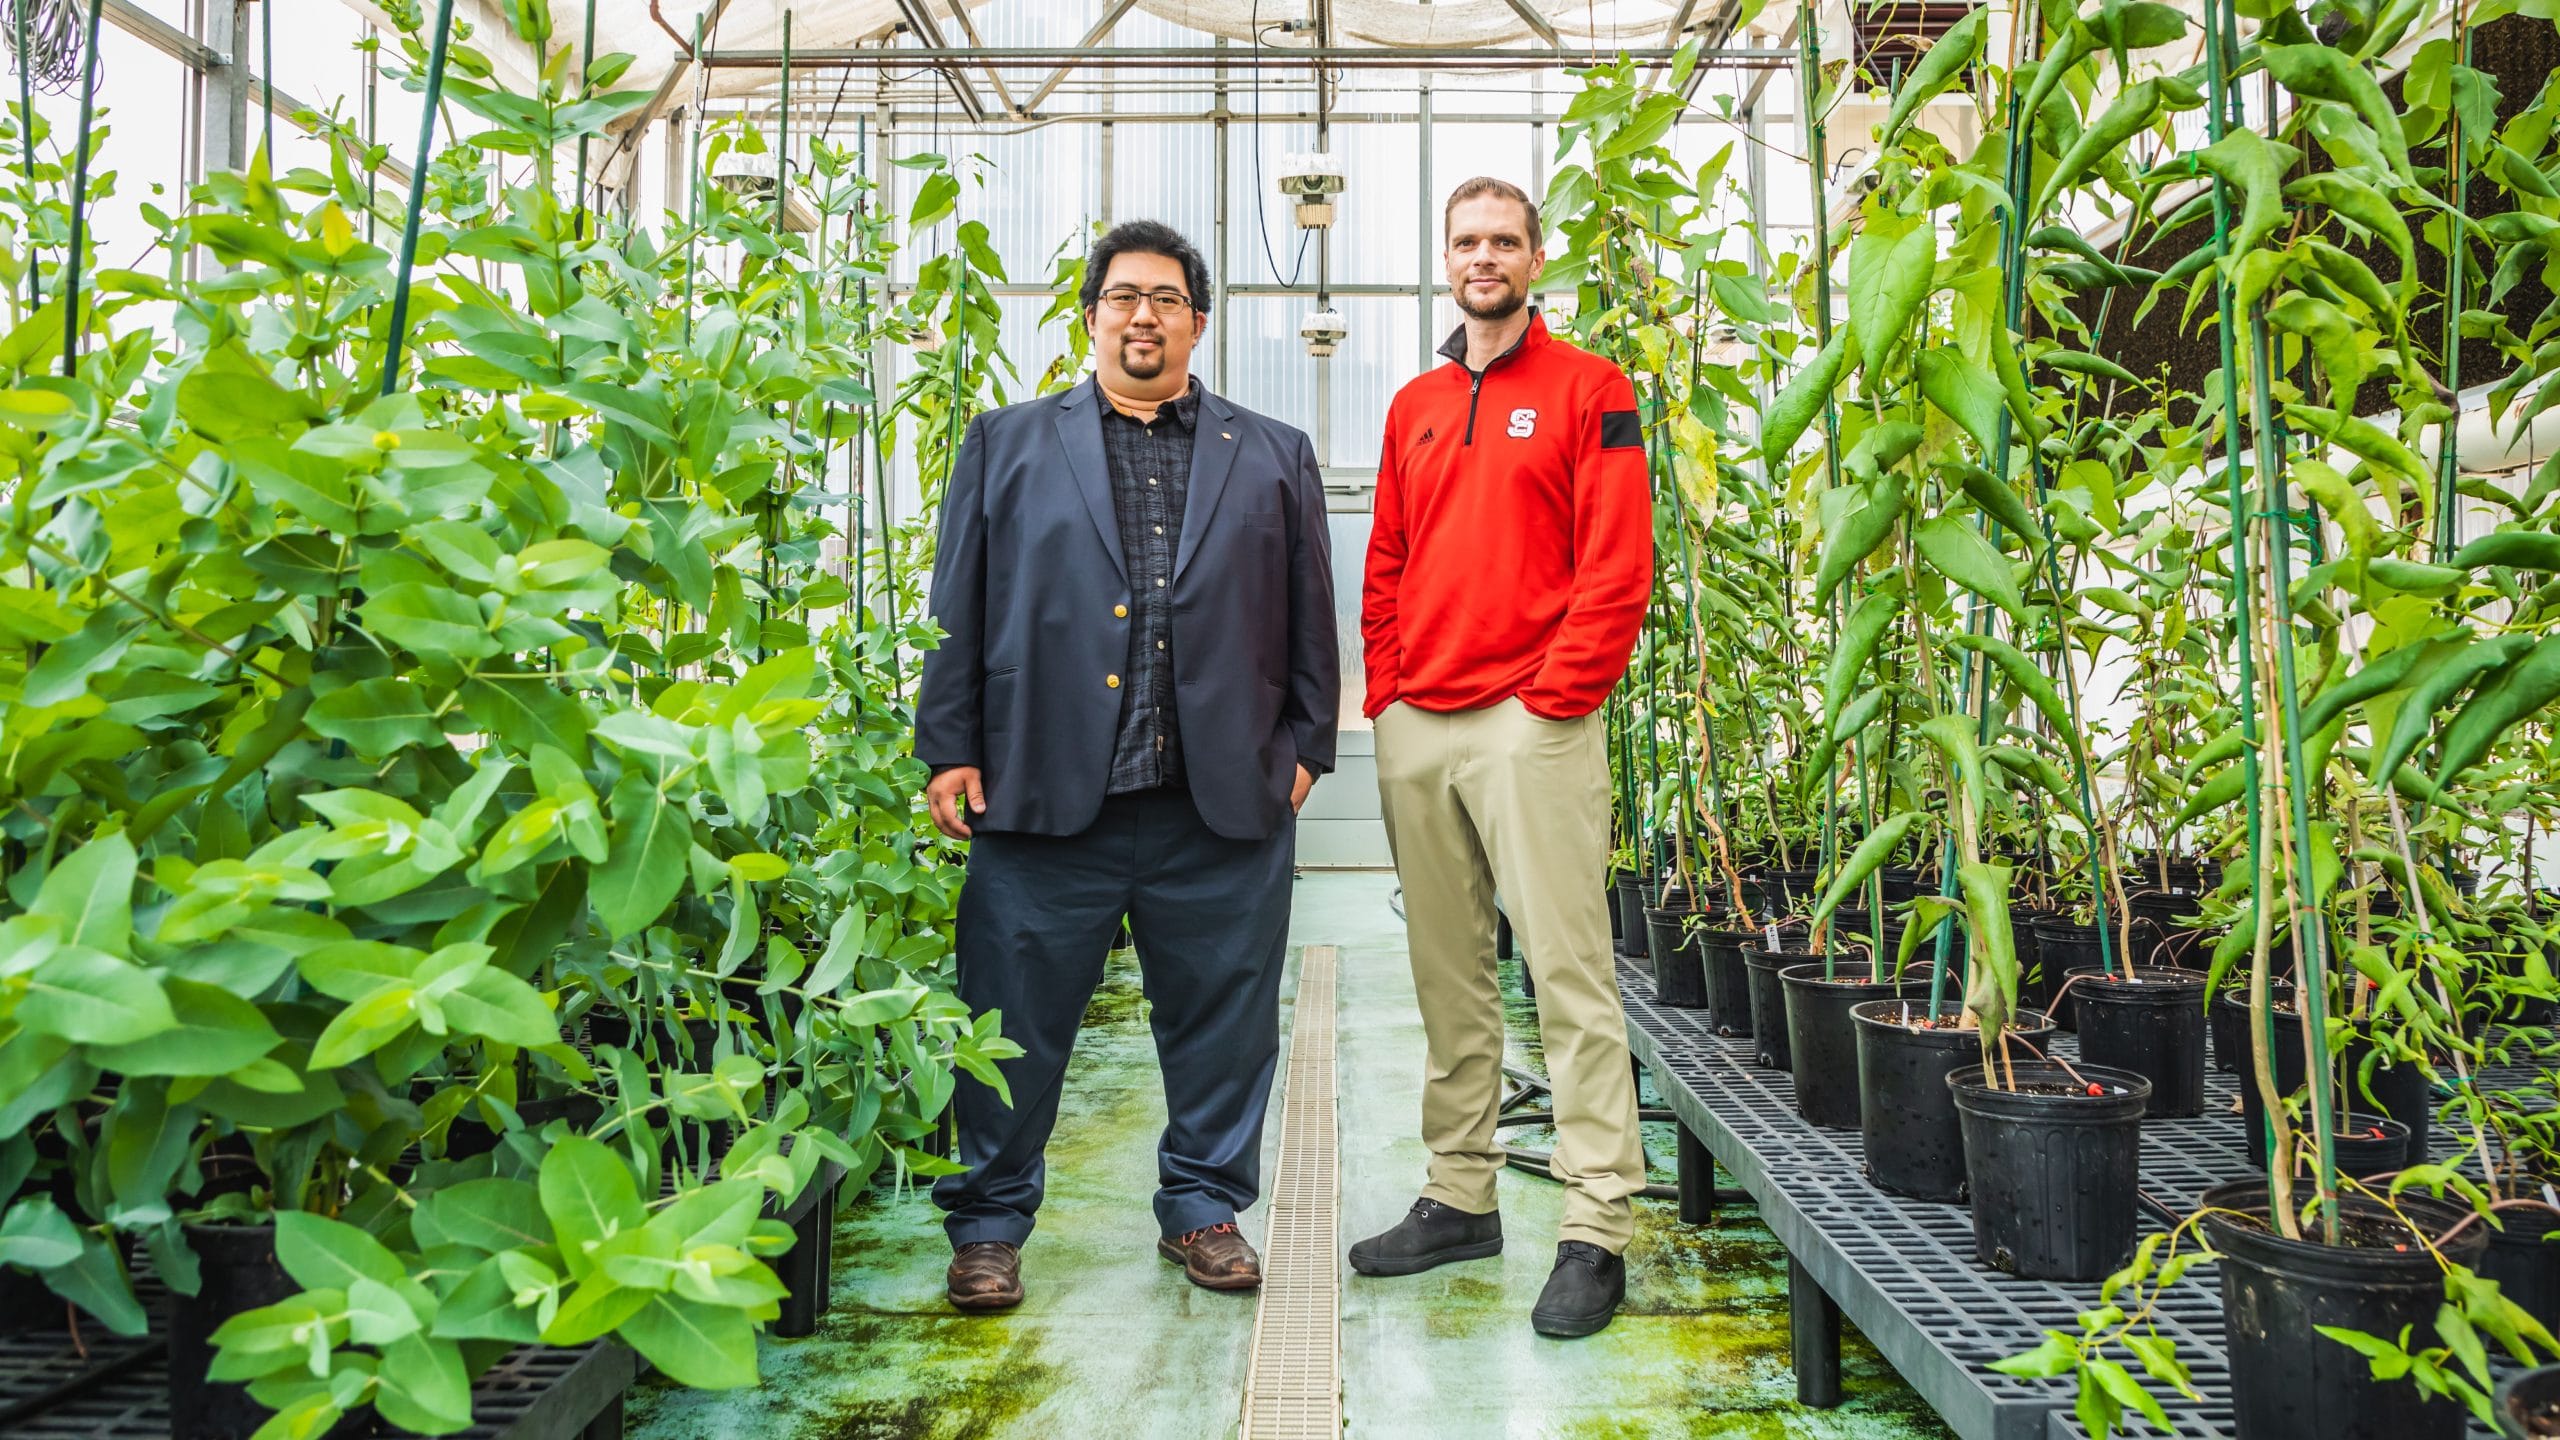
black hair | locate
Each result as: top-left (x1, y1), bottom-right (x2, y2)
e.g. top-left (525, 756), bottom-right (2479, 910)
top-left (1080, 219), bottom-right (1215, 318)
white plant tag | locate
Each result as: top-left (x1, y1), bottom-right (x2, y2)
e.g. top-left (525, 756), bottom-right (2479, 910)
top-left (1764, 922), bottom-right (1779, 950)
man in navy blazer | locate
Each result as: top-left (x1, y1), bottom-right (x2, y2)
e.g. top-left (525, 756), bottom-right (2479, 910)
top-left (915, 220), bottom-right (1339, 1311)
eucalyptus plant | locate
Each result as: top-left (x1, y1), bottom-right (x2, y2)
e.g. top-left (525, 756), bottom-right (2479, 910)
top-left (0, 4), bottom-right (1018, 1433)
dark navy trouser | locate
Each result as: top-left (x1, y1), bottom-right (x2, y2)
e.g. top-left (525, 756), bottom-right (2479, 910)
top-left (932, 786), bottom-right (1294, 1247)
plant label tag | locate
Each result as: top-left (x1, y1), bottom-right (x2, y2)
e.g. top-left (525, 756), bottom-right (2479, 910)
top-left (1764, 923), bottom-right (1778, 950)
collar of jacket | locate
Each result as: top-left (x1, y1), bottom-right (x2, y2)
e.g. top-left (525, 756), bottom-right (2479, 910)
top-left (1435, 306), bottom-right (1549, 372)
top-left (1060, 373), bottom-right (1236, 424)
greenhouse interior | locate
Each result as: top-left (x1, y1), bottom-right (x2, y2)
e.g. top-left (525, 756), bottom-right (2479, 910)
top-left (23, 0), bottom-right (2560, 1436)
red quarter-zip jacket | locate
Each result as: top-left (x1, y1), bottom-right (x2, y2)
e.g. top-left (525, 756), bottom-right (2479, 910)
top-left (1362, 310), bottom-right (1654, 720)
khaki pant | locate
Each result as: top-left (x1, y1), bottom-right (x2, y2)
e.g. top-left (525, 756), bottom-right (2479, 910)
top-left (1374, 698), bottom-right (1646, 1252)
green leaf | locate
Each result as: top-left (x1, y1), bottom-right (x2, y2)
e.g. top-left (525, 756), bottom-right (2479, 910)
top-left (2262, 43), bottom-right (2413, 181)
top-left (308, 678), bottom-right (445, 754)
top-left (595, 771), bottom-right (690, 939)
top-left (2194, 127), bottom-right (2303, 257)
top-left (0, 1196), bottom-right (84, 1270)
top-left (1848, 213), bottom-right (1936, 379)
top-left (1913, 514), bottom-right (2031, 622)
top-left (89, 979), bottom-right (281, 1076)
top-left (1945, 632), bottom-right (2079, 750)
top-left (619, 1293), bottom-right (761, 1388)
top-left (21, 946), bottom-right (174, 1046)
top-left (374, 1334), bottom-right (473, 1435)
top-left (1916, 346), bottom-right (2006, 458)
top-left (1878, 9), bottom-right (1988, 148)
top-left (2036, 81), bottom-right (2166, 220)
top-left (1760, 328), bottom-right (1847, 466)
top-left (1809, 813), bottom-right (1928, 930)
top-left (1990, 1330), bottom-right (2080, 1379)
top-left (276, 1211), bottom-right (408, 1292)
top-left (32, 832), bottom-right (136, 953)
top-left (415, 1178), bottom-right (550, 1254)
top-left (363, 583), bottom-right (496, 661)
top-left (540, 1135), bottom-right (645, 1279)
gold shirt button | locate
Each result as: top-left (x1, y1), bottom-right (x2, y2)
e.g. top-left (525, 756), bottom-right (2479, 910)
top-left (1107, 674), bottom-right (1121, 689)
top-left (1114, 604), bottom-right (1128, 618)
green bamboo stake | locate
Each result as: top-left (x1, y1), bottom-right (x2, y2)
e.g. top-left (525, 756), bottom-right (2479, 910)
top-left (1797, 10), bottom-right (1861, 977)
top-left (14, 0), bottom-right (35, 309)
top-left (2433, 26), bottom-right (2473, 560)
top-left (2208, 0), bottom-right (2340, 1234)
top-left (379, 0), bottom-right (458, 396)
top-left (260, 0), bottom-right (272, 163)
top-left (574, 0), bottom-right (596, 239)
top-left (775, 12), bottom-right (791, 231)
top-left (58, 0), bottom-right (101, 378)
top-left (681, 14), bottom-right (705, 347)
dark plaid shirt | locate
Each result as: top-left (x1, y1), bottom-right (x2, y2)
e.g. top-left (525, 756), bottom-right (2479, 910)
top-left (1099, 381), bottom-right (1198, 794)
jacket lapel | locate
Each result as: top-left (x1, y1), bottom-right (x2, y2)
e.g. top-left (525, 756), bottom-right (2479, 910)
top-left (1053, 380), bottom-right (1128, 582)
top-left (1173, 388), bottom-right (1241, 582)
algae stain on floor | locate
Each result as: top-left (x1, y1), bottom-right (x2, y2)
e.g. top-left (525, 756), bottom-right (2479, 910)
top-left (628, 876), bottom-right (1955, 1440)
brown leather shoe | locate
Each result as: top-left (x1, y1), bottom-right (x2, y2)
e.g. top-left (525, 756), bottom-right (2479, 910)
top-left (947, 1241), bottom-right (1024, 1312)
top-left (1157, 1222), bottom-right (1262, 1291)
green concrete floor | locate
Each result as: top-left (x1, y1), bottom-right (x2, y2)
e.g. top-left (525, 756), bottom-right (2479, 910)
top-left (626, 871), bottom-right (1955, 1440)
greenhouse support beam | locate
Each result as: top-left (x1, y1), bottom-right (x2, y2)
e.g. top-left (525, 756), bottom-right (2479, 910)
top-left (191, 1), bottom-right (253, 178)
top-left (1497, 0), bottom-right (1563, 47)
top-left (889, 0), bottom-right (986, 124)
top-left (938, 0), bottom-right (1024, 119)
top-left (1021, 0), bottom-right (1143, 113)
top-left (698, 45), bottom-right (1798, 71)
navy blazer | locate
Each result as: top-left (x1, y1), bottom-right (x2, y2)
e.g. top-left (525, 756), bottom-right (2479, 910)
top-left (915, 377), bottom-right (1340, 841)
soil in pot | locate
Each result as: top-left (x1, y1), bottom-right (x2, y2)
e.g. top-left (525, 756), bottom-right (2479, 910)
top-left (171, 1223), bottom-right (376, 1440)
top-left (1644, 904), bottom-right (1711, 1009)
top-left (1746, 947), bottom-right (1799, 1068)
top-left (2202, 1179), bottom-right (2489, 1440)
top-left (2500, 1363), bottom-right (2560, 1438)
top-left (1782, 961), bottom-right (1931, 1129)
top-left (1951, 1061), bottom-right (2150, 1281)
top-left (1697, 927), bottom-right (1762, 1037)
top-left (1616, 874), bottom-right (1653, 960)
top-left (2483, 1200), bottom-right (2560, 1328)
top-left (2068, 967), bottom-right (2209, 1118)
top-left (1855, 1004), bottom-right (2057, 1203)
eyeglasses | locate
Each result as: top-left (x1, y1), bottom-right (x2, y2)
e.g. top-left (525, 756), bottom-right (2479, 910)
top-left (1098, 287), bottom-right (1195, 315)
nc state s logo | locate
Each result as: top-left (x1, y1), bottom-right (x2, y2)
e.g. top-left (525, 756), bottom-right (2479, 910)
top-left (1507, 408), bottom-right (1537, 438)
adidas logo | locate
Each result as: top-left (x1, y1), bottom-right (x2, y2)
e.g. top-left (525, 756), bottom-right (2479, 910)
top-left (1417, 426), bottom-right (1436, 444)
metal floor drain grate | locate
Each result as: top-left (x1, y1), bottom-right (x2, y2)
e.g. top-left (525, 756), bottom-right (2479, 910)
top-left (1241, 943), bottom-right (1342, 1440)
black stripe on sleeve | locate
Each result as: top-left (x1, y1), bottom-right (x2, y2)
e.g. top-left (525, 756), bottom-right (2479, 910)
top-left (1599, 409), bottom-right (1642, 450)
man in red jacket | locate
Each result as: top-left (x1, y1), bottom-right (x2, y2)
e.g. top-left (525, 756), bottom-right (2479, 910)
top-left (1347, 177), bottom-right (1654, 1338)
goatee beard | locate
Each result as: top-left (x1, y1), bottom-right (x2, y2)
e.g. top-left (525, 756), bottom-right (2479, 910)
top-left (1119, 337), bottom-right (1166, 379)
top-left (1455, 284), bottom-right (1524, 322)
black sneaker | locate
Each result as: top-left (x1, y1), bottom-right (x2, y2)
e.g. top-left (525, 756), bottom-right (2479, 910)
top-left (1346, 1197), bottom-right (1503, 1276)
top-left (1530, 1241), bottom-right (1626, 1338)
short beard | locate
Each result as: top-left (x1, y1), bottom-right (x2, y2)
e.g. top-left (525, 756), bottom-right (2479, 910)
top-left (1118, 335), bottom-right (1168, 379)
top-left (1455, 283), bottom-right (1524, 322)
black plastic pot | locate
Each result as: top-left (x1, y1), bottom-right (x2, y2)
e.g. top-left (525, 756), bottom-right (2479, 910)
top-left (172, 1224), bottom-right (374, 1440)
top-left (444, 1092), bottom-right (604, 1161)
top-left (2484, 1201), bottom-right (2560, 1328)
top-left (2499, 1362), bottom-right (2560, 1438)
top-left (1765, 867), bottom-right (1822, 915)
top-left (1697, 927), bottom-right (1761, 1037)
top-left (2238, 1004), bottom-right (2311, 1170)
top-left (1745, 947), bottom-right (1797, 1068)
top-left (2202, 1180), bottom-right (2488, 1440)
top-left (1855, 1004), bottom-right (2056, 1203)
top-left (2211, 979), bottom-right (2294, 1076)
top-left (0, 1264), bottom-right (52, 1335)
top-left (1951, 1062), bottom-right (2150, 1281)
top-left (2030, 920), bottom-right (2107, 1029)
top-left (2068, 967), bottom-right (2209, 1118)
top-left (2341, 1028), bottom-right (2433, 1160)
top-left (1616, 874), bottom-right (1652, 960)
top-left (1878, 867), bottom-right (1924, 905)
top-left (2126, 890), bottom-right (2204, 968)
top-left (1644, 905), bottom-right (1710, 1009)
top-left (1608, 868), bottom-right (1632, 944)
top-left (2010, 907), bottom-right (2055, 1015)
top-left (1782, 962), bottom-right (1930, 1129)
top-left (2315, 1113), bottom-right (2414, 1178)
